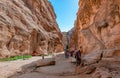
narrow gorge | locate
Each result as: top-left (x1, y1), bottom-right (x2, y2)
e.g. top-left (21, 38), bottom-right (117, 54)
top-left (0, 0), bottom-right (120, 78)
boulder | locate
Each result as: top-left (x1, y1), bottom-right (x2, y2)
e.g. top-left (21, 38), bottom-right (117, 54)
top-left (36, 58), bottom-right (55, 67)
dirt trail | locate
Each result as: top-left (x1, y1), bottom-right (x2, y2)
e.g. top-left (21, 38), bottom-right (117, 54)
top-left (0, 53), bottom-right (90, 78)
top-left (0, 55), bottom-right (54, 78)
top-left (8, 53), bottom-right (90, 78)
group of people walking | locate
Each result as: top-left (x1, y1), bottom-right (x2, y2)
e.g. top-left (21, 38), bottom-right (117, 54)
top-left (65, 49), bottom-right (81, 74)
top-left (65, 49), bottom-right (81, 66)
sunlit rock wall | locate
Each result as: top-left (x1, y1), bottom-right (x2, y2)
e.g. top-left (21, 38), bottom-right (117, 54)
top-left (0, 0), bottom-right (63, 58)
top-left (70, 0), bottom-right (120, 64)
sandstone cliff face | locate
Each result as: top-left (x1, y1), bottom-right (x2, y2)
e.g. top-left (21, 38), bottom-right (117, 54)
top-left (62, 32), bottom-right (67, 48)
top-left (69, 0), bottom-right (120, 77)
top-left (62, 28), bottom-right (74, 50)
top-left (70, 0), bottom-right (120, 63)
top-left (0, 0), bottom-right (63, 58)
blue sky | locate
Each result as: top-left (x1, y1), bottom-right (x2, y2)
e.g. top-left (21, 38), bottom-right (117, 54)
top-left (49, 0), bottom-right (79, 32)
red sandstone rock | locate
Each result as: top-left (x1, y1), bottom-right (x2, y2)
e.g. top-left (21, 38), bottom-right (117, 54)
top-left (0, 0), bottom-right (63, 58)
top-left (69, 0), bottom-right (120, 63)
top-left (69, 0), bottom-right (120, 77)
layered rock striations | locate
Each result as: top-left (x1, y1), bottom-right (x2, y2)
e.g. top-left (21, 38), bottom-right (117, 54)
top-left (70, 0), bottom-right (120, 63)
top-left (0, 0), bottom-right (63, 58)
top-left (62, 28), bottom-right (74, 49)
top-left (69, 0), bottom-right (120, 77)
top-left (62, 32), bottom-right (67, 48)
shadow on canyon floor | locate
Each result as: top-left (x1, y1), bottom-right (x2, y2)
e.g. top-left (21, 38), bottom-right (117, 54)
top-left (8, 56), bottom-right (55, 78)
top-left (8, 54), bottom-right (120, 78)
top-left (8, 54), bottom-right (89, 78)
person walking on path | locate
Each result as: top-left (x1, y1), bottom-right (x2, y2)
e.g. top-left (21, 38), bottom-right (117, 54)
top-left (69, 50), bottom-right (76, 63)
top-left (75, 49), bottom-right (81, 66)
top-left (65, 49), bottom-right (69, 58)
top-left (74, 49), bottom-right (82, 74)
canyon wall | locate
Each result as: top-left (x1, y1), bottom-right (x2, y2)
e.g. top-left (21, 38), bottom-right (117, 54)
top-left (69, 0), bottom-right (120, 64)
top-left (62, 32), bottom-right (67, 48)
top-left (62, 28), bottom-right (74, 49)
top-left (0, 0), bottom-right (63, 58)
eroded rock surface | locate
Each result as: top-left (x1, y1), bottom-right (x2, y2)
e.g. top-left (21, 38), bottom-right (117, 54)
top-left (69, 0), bottom-right (120, 77)
top-left (62, 28), bottom-right (74, 50)
top-left (0, 0), bottom-right (63, 58)
top-left (62, 32), bottom-right (67, 48)
top-left (70, 0), bottom-right (120, 64)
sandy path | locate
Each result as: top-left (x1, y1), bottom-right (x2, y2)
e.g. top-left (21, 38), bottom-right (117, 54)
top-left (0, 53), bottom-right (90, 78)
top-left (0, 56), bottom-right (52, 78)
top-left (10, 53), bottom-right (90, 78)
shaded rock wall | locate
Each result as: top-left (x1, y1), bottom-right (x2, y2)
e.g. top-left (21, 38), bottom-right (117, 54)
top-left (62, 32), bottom-right (67, 48)
top-left (0, 0), bottom-right (63, 58)
top-left (62, 28), bottom-right (74, 50)
top-left (69, 0), bottom-right (120, 64)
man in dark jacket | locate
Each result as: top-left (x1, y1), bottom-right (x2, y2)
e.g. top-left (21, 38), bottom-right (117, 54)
top-left (75, 50), bottom-right (81, 66)
top-left (74, 49), bottom-right (82, 74)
